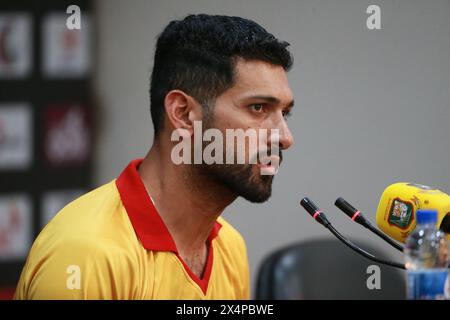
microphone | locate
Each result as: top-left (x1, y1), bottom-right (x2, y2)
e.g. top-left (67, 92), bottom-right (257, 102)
top-left (335, 197), bottom-right (404, 252)
top-left (300, 197), bottom-right (331, 227)
top-left (300, 197), bottom-right (405, 270)
top-left (376, 183), bottom-right (450, 243)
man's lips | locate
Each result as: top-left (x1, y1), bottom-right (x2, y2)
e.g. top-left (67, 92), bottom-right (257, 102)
top-left (257, 155), bottom-right (281, 175)
top-left (258, 155), bottom-right (281, 167)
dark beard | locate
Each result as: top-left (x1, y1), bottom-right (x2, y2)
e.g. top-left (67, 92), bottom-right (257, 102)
top-left (199, 162), bottom-right (274, 203)
top-left (193, 114), bottom-right (279, 203)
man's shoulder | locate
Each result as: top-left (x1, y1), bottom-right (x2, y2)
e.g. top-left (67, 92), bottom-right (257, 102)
top-left (59, 179), bottom-right (120, 216)
top-left (35, 179), bottom-right (134, 252)
top-left (26, 180), bottom-right (135, 277)
top-left (46, 179), bottom-right (122, 225)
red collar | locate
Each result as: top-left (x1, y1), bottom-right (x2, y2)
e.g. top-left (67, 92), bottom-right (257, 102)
top-left (115, 159), bottom-right (222, 253)
top-left (116, 159), bottom-right (222, 294)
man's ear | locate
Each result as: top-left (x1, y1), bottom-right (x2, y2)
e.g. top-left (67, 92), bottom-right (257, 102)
top-left (164, 90), bottom-right (202, 135)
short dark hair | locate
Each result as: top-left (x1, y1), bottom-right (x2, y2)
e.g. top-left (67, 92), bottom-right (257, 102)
top-left (150, 14), bottom-right (293, 134)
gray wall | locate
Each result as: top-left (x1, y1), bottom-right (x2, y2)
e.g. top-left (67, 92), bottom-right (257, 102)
top-left (94, 0), bottom-right (450, 294)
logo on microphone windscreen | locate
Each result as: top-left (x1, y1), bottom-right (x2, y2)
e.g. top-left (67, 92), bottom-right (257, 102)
top-left (388, 198), bottom-right (414, 229)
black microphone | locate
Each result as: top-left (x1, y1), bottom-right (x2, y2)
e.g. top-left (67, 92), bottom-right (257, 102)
top-left (300, 197), bottom-right (331, 227)
top-left (335, 197), bottom-right (404, 252)
top-left (300, 197), bottom-right (405, 270)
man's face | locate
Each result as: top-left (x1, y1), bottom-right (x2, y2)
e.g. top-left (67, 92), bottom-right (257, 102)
top-left (198, 58), bottom-right (294, 203)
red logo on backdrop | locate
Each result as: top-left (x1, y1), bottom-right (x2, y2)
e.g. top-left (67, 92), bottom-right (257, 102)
top-left (0, 194), bottom-right (32, 261)
top-left (0, 202), bottom-right (21, 250)
top-left (44, 104), bottom-right (91, 167)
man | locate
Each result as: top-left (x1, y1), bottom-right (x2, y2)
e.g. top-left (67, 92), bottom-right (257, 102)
top-left (15, 14), bottom-right (294, 299)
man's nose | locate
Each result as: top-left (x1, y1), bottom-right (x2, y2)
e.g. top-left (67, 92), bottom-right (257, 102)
top-left (270, 117), bottom-right (293, 151)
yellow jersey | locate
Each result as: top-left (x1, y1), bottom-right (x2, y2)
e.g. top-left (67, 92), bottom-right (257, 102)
top-left (14, 159), bottom-right (250, 300)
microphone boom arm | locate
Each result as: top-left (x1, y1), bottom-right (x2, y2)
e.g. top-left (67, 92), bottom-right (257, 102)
top-left (300, 197), bottom-right (406, 270)
top-left (326, 224), bottom-right (406, 269)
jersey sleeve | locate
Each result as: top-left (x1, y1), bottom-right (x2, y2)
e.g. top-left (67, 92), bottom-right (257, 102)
top-left (14, 236), bottom-right (138, 300)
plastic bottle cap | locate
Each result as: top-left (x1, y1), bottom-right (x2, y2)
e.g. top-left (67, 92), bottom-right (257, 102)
top-left (416, 209), bottom-right (438, 224)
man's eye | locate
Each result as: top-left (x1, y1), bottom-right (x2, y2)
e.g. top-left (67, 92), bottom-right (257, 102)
top-left (282, 109), bottom-right (292, 118)
top-left (250, 104), bottom-right (264, 113)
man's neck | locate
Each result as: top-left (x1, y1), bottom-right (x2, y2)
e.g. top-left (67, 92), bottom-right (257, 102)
top-left (137, 140), bottom-right (236, 266)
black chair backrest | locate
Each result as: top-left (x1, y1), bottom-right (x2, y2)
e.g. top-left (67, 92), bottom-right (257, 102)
top-left (256, 238), bottom-right (406, 299)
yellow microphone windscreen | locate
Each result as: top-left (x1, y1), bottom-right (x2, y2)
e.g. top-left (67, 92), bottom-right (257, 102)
top-left (376, 182), bottom-right (450, 243)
